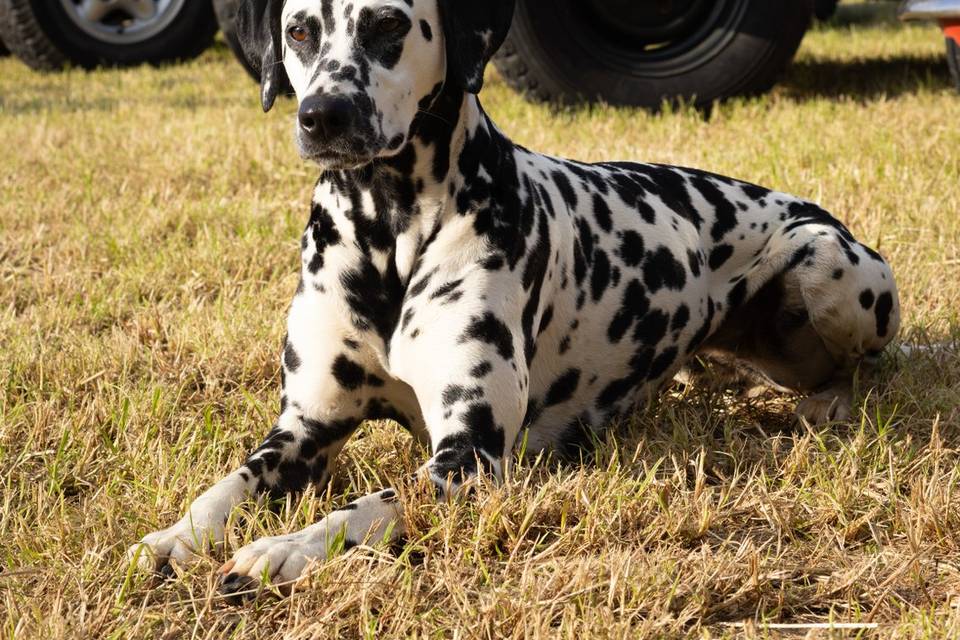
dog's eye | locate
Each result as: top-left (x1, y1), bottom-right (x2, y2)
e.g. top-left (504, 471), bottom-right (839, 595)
top-left (376, 17), bottom-right (402, 34)
top-left (288, 25), bottom-right (308, 42)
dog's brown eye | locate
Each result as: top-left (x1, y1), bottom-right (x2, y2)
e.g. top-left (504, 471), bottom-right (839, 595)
top-left (288, 25), bottom-right (308, 42)
top-left (376, 17), bottom-right (402, 34)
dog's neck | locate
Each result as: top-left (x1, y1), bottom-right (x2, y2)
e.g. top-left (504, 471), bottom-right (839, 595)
top-left (316, 84), bottom-right (512, 280)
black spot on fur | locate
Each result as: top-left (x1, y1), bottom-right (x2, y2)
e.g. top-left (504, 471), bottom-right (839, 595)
top-left (644, 247), bottom-right (686, 292)
top-left (430, 279), bottom-right (464, 303)
top-left (283, 339), bottom-right (301, 373)
top-left (340, 258), bottom-right (404, 341)
top-left (708, 244), bottom-right (734, 271)
top-left (521, 212), bottom-right (552, 363)
top-left (538, 304), bottom-right (554, 336)
top-left (620, 230), bottom-right (644, 267)
top-left (671, 304), bottom-right (690, 332)
top-left (648, 346), bottom-right (679, 380)
top-left (432, 404), bottom-right (505, 484)
top-left (552, 171), bottom-right (578, 209)
top-left (545, 369), bottom-right (581, 406)
top-left (461, 312), bottom-right (514, 361)
top-left (590, 249), bottom-right (611, 301)
top-left (633, 309), bottom-right (669, 346)
top-left (859, 289), bottom-right (875, 310)
top-left (607, 279), bottom-right (650, 343)
top-left (689, 175), bottom-right (738, 242)
top-left (592, 193), bottom-right (612, 232)
top-left (470, 361), bottom-right (493, 378)
top-left (306, 204), bottom-right (342, 274)
top-left (332, 355), bottom-right (366, 390)
top-left (442, 384), bottom-right (484, 407)
top-left (874, 292), bottom-right (894, 337)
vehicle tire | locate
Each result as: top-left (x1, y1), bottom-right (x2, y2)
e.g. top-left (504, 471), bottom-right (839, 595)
top-left (814, 0), bottom-right (839, 21)
top-left (948, 37), bottom-right (960, 92)
top-left (494, 0), bottom-right (814, 109)
top-left (0, 0), bottom-right (217, 71)
top-left (212, 0), bottom-right (257, 80)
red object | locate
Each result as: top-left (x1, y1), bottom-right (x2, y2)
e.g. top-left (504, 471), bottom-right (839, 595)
top-left (941, 19), bottom-right (960, 44)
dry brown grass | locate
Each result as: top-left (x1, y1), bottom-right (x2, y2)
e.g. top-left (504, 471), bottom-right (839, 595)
top-left (2, 7), bottom-right (960, 638)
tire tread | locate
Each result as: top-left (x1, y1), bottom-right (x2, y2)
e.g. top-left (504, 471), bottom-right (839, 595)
top-left (0, 0), bottom-right (215, 71)
top-left (0, 0), bottom-right (68, 71)
top-left (494, 0), bottom-right (813, 109)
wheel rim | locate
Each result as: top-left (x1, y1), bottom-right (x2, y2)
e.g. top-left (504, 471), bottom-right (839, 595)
top-left (554, 0), bottom-right (751, 77)
top-left (59, 0), bottom-right (187, 45)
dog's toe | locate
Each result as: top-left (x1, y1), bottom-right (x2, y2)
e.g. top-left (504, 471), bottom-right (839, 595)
top-left (796, 389), bottom-right (852, 425)
top-left (218, 572), bottom-right (263, 605)
top-left (158, 562), bottom-right (177, 580)
top-left (127, 519), bottom-right (224, 578)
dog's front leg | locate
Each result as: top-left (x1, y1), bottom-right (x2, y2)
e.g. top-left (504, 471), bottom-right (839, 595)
top-left (127, 289), bottom-right (385, 575)
top-left (393, 293), bottom-right (529, 498)
top-left (213, 291), bottom-right (529, 600)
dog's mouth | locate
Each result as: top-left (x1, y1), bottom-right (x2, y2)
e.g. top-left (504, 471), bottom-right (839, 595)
top-left (295, 120), bottom-right (385, 171)
top-left (301, 149), bottom-right (374, 170)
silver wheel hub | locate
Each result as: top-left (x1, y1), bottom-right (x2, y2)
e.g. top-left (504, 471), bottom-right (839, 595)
top-left (60, 0), bottom-right (187, 45)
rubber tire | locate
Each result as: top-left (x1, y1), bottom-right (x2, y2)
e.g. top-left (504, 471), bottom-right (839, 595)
top-left (212, 0), bottom-right (257, 80)
top-left (948, 37), bottom-right (960, 92)
top-left (494, 0), bottom-right (813, 109)
top-left (0, 0), bottom-right (217, 71)
top-left (814, 0), bottom-right (839, 21)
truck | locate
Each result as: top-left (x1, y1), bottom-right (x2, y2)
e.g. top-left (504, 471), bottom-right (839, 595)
top-left (0, 0), bottom-right (957, 105)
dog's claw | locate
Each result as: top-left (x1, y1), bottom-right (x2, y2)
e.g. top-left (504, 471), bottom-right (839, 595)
top-left (219, 572), bottom-right (263, 605)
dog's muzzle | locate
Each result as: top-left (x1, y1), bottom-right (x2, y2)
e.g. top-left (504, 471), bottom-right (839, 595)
top-left (299, 95), bottom-right (354, 144)
top-left (296, 94), bottom-right (375, 167)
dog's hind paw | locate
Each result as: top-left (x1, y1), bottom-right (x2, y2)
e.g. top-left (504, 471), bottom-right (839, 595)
top-left (795, 388), bottom-right (852, 425)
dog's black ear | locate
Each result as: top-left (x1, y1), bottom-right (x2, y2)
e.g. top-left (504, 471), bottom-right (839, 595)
top-left (439, 0), bottom-right (515, 94)
top-left (236, 0), bottom-right (292, 112)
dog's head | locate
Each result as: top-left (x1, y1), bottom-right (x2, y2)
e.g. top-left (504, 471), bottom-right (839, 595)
top-left (237, 0), bottom-right (514, 169)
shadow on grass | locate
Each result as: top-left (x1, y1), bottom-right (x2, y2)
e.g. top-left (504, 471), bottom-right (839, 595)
top-left (779, 54), bottom-right (954, 102)
top-left (775, 1), bottom-right (956, 102)
top-left (827, 1), bottom-right (901, 28)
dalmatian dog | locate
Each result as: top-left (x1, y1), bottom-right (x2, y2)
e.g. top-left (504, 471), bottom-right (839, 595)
top-left (127, 0), bottom-right (901, 600)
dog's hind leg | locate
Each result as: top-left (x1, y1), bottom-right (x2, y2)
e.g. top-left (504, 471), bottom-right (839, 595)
top-left (698, 213), bottom-right (900, 424)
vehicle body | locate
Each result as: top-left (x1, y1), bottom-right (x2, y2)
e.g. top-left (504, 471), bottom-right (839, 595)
top-left (898, 0), bottom-right (960, 89)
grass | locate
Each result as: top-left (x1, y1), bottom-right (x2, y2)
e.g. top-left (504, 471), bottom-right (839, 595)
top-left (2, 5), bottom-right (960, 638)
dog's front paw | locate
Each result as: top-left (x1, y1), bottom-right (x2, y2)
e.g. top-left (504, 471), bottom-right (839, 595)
top-left (217, 533), bottom-right (328, 603)
top-left (127, 518), bottom-right (224, 575)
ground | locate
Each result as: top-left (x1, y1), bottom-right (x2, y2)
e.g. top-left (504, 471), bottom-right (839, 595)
top-left (2, 3), bottom-right (960, 638)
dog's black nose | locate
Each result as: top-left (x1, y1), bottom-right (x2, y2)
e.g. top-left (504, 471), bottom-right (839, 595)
top-left (298, 95), bottom-right (354, 141)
